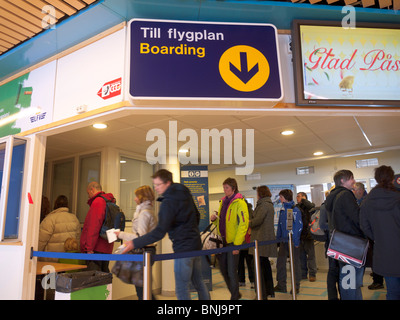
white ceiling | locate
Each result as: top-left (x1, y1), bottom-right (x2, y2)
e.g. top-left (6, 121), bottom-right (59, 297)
top-left (45, 112), bottom-right (400, 171)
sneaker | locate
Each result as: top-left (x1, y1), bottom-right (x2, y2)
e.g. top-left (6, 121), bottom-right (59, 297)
top-left (368, 283), bottom-right (384, 290)
top-left (309, 276), bottom-right (316, 282)
top-left (250, 282), bottom-right (255, 289)
top-left (239, 282), bottom-right (246, 287)
top-left (273, 285), bottom-right (287, 293)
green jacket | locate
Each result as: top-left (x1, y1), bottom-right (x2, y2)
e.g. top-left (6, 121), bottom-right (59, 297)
top-left (213, 193), bottom-right (249, 246)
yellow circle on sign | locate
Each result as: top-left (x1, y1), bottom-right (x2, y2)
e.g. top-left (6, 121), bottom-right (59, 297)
top-left (219, 45), bottom-right (270, 92)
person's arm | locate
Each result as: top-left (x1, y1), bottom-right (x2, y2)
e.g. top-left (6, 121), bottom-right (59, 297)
top-left (293, 207), bottom-right (303, 247)
top-left (122, 201), bottom-right (175, 254)
top-left (233, 199), bottom-right (249, 246)
top-left (38, 217), bottom-right (54, 251)
top-left (249, 205), bottom-right (267, 229)
top-left (84, 199), bottom-right (106, 252)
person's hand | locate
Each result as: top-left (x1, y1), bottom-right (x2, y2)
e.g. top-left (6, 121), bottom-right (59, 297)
top-left (87, 251), bottom-right (94, 254)
top-left (114, 231), bottom-right (120, 239)
top-left (232, 250), bottom-right (239, 255)
top-left (122, 241), bottom-right (134, 254)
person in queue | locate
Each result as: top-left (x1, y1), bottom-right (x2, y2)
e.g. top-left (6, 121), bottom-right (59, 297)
top-left (325, 169), bottom-right (365, 300)
top-left (360, 165), bottom-right (400, 300)
top-left (116, 185), bottom-right (157, 300)
top-left (249, 185), bottom-right (277, 299)
top-left (38, 195), bottom-right (81, 262)
top-left (121, 169), bottom-right (210, 300)
top-left (80, 181), bottom-right (115, 272)
top-left (274, 189), bottom-right (303, 294)
top-left (210, 177), bottom-right (249, 300)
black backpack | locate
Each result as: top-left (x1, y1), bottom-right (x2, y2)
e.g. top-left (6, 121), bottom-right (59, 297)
top-left (98, 195), bottom-right (126, 240)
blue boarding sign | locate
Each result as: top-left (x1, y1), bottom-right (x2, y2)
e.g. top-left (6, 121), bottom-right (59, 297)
top-left (128, 19), bottom-right (283, 101)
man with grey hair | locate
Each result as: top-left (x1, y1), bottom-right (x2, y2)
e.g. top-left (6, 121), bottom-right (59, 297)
top-left (80, 181), bottom-right (115, 272)
top-left (353, 182), bottom-right (367, 206)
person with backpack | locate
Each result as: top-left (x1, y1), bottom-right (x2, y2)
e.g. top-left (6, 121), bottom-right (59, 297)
top-left (296, 192), bottom-right (317, 282)
top-left (80, 181), bottom-right (115, 272)
top-left (274, 189), bottom-right (303, 294)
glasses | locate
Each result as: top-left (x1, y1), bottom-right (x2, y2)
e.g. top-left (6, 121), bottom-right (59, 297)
top-left (153, 182), bottom-right (165, 187)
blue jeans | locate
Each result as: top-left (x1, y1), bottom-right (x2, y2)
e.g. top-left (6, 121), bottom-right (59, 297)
top-left (384, 276), bottom-right (400, 300)
top-left (338, 263), bottom-right (364, 300)
top-left (174, 256), bottom-right (210, 300)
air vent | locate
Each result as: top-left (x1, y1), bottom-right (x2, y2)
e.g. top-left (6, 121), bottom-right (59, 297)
top-left (356, 158), bottom-right (379, 168)
top-left (296, 166), bottom-right (314, 175)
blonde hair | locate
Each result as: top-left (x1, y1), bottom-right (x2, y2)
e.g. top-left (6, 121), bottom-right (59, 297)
top-left (64, 237), bottom-right (79, 252)
top-left (135, 185), bottom-right (155, 204)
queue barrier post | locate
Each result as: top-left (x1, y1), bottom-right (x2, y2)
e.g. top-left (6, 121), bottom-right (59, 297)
top-left (143, 250), bottom-right (152, 300)
top-left (253, 240), bottom-right (262, 300)
top-left (288, 232), bottom-right (297, 301)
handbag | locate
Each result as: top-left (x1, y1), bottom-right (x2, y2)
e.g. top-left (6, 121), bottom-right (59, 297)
top-left (111, 246), bottom-right (155, 286)
top-left (326, 190), bottom-right (369, 268)
top-left (327, 230), bottom-right (369, 268)
top-left (201, 223), bottom-right (223, 250)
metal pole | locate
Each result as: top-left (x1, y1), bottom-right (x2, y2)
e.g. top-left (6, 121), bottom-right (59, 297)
top-left (143, 251), bottom-right (152, 300)
top-left (288, 232), bottom-right (297, 300)
top-left (253, 240), bottom-right (262, 300)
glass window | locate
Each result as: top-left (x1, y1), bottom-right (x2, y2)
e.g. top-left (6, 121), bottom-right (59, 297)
top-left (0, 138), bottom-right (27, 240)
top-left (119, 157), bottom-right (153, 221)
top-left (51, 159), bottom-right (74, 212)
top-left (77, 153), bottom-right (101, 223)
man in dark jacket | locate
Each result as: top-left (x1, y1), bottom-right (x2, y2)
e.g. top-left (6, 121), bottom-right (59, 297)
top-left (122, 169), bottom-right (210, 300)
top-left (296, 192), bottom-right (317, 282)
top-left (325, 169), bottom-right (365, 300)
top-left (80, 181), bottom-right (115, 272)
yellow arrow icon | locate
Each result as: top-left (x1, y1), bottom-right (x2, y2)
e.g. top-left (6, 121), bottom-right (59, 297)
top-left (219, 45), bottom-right (270, 92)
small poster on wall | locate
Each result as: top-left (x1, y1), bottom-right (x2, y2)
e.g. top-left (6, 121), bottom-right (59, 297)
top-left (0, 61), bottom-right (56, 138)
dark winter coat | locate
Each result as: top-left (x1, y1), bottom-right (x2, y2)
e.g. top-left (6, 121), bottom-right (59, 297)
top-left (133, 183), bottom-right (201, 253)
top-left (325, 186), bottom-right (364, 238)
top-left (297, 198), bottom-right (315, 240)
top-left (360, 187), bottom-right (400, 277)
top-left (249, 197), bottom-right (277, 258)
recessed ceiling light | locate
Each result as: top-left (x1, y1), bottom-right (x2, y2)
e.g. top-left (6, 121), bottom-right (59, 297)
top-left (281, 130), bottom-right (294, 136)
top-left (93, 123), bottom-right (108, 129)
top-left (120, 160), bottom-right (127, 164)
top-left (179, 148), bottom-right (189, 153)
top-left (313, 151), bottom-right (324, 156)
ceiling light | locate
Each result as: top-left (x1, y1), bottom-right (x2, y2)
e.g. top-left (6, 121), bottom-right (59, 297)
top-left (93, 123), bottom-right (108, 129)
top-left (281, 130), bottom-right (294, 136)
top-left (120, 160), bottom-right (127, 164)
top-left (179, 148), bottom-right (189, 153)
top-left (313, 151), bottom-right (324, 156)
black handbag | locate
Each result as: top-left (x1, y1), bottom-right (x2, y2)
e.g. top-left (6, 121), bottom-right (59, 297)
top-left (327, 230), bottom-right (369, 268)
top-left (111, 246), bottom-right (155, 286)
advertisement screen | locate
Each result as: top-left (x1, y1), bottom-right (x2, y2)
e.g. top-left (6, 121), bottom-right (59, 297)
top-left (292, 20), bottom-right (400, 107)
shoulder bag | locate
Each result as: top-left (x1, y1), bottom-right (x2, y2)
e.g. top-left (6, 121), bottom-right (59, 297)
top-left (326, 190), bottom-right (369, 268)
